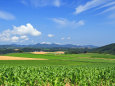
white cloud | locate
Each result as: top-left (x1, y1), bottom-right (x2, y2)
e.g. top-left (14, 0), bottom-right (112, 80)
top-left (95, 2), bottom-right (115, 17)
top-left (77, 20), bottom-right (85, 26)
top-left (40, 42), bottom-right (61, 45)
top-left (0, 23), bottom-right (41, 42)
top-left (61, 37), bottom-right (65, 40)
top-left (0, 33), bottom-right (28, 43)
top-left (0, 11), bottom-right (15, 20)
top-left (61, 37), bottom-right (71, 40)
top-left (109, 12), bottom-right (115, 19)
top-left (52, 18), bottom-right (85, 28)
top-left (52, 18), bottom-right (66, 25)
top-left (48, 34), bottom-right (54, 37)
top-left (22, 0), bottom-right (61, 7)
top-left (40, 42), bottom-right (51, 44)
top-left (0, 33), bottom-right (19, 42)
top-left (54, 42), bottom-right (61, 45)
top-left (0, 30), bottom-right (11, 41)
top-left (53, 0), bottom-right (61, 7)
top-left (99, 6), bottom-right (115, 14)
top-left (21, 0), bottom-right (28, 6)
top-left (75, 0), bottom-right (113, 14)
top-left (11, 36), bottom-right (19, 42)
top-left (97, 1), bottom-right (115, 9)
top-left (67, 37), bottom-right (71, 40)
top-left (12, 23), bottom-right (41, 36)
top-left (20, 35), bottom-right (29, 40)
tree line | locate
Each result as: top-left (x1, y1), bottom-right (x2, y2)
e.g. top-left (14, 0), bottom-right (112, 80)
top-left (0, 43), bottom-right (115, 55)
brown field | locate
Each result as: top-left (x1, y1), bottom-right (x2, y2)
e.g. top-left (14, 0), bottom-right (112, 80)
top-left (0, 56), bottom-right (48, 60)
top-left (31, 52), bottom-right (48, 54)
top-left (31, 51), bottom-right (64, 54)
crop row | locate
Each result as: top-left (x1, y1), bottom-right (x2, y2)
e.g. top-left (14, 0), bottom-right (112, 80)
top-left (0, 65), bottom-right (115, 86)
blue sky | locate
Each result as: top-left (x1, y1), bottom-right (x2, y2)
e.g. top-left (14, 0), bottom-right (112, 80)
top-left (0, 0), bottom-right (115, 46)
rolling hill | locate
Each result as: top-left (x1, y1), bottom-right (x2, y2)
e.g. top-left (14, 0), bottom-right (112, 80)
top-left (92, 43), bottom-right (115, 55)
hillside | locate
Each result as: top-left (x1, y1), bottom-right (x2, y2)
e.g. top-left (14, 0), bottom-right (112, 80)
top-left (92, 43), bottom-right (115, 55)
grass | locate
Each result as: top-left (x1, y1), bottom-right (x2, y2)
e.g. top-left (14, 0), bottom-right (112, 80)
top-left (0, 52), bottom-right (115, 67)
top-left (3, 53), bottom-right (115, 63)
top-left (0, 52), bottom-right (114, 67)
top-left (57, 53), bottom-right (115, 59)
top-left (0, 60), bottom-right (95, 66)
top-left (4, 53), bottom-right (115, 59)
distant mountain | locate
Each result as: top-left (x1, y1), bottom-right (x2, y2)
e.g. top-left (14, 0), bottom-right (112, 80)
top-left (92, 43), bottom-right (115, 55)
top-left (0, 43), bottom-right (97, 49)
top-left (34, 43), bottom-right (97, 48)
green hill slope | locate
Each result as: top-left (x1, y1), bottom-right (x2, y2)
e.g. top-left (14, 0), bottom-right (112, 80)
top-left (92, 43), bottom-right (115, 55)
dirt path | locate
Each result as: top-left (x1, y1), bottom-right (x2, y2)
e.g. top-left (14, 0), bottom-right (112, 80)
top-left (0, 56), bottom-right (48, 60)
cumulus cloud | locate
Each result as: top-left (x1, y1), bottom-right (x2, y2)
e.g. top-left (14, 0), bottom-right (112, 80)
top-left (48, 34), bottom-right (54, 37)
top-left (52, 18), bottom-right (85, 28)
top-left (0, 11), bottom-right (15, 20)
top-left (0, 23), bottom-right (41, 42)
top-left (12, 23), bottom-right (41, 36)
top-left (0, 29), bottom-right (12, 41)
top-left (20, 35), bottom-right (29, 40)
top-left (11, 36), bottom-right (19, 42)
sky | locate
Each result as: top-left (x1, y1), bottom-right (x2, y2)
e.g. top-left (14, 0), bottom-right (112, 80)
top-left (0, 0), bottom-right (115, 46)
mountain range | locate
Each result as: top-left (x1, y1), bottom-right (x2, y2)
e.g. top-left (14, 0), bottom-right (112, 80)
top-left (0, 43), bottom-right (97, 49)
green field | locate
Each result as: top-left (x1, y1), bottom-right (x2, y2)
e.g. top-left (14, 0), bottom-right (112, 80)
top-left (0, 53), bottom-right (115, 86)
top-left (4, 53), bottom-right (115, 59)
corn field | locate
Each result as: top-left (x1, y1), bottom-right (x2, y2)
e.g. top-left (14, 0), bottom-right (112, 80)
top-left (0, 65), bottom-right (115, 86)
